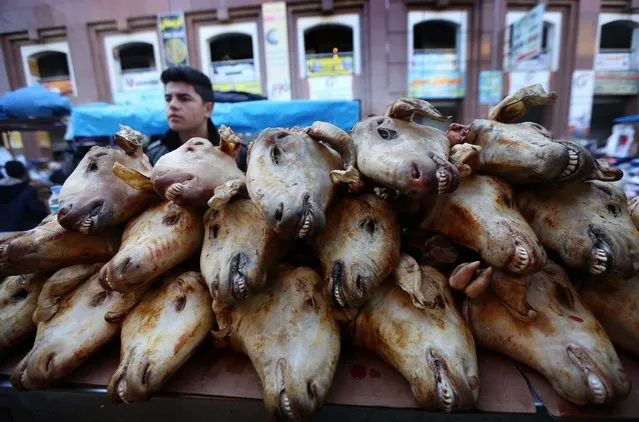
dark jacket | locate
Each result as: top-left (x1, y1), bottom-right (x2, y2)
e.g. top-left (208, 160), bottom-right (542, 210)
top-left (0, 179), bottom-right (49, 231)
top-left (146, 120), bottom-right (248, 171)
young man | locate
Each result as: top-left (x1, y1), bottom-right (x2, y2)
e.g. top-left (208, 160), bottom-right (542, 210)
top-left (146, 66), bottom-right (247, 171)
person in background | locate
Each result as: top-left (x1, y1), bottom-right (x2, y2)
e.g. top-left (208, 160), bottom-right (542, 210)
top-left (48, 161), bottom-right (68, 185)
top-left (146, 66), bottom-right (247, 171)
top-left (0, 160), bottom-right (49, 231)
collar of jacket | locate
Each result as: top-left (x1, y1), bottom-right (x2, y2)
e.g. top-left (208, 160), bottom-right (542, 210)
top-left (161, 119), bottom-right (221, 152)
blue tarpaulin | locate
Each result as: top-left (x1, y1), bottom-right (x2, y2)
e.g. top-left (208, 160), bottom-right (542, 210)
top-left (0, 85), bottom-right (71, 119)
top-left (71, 100), bottom-right (360, 137)
top-left (614, 115), bottom-right (639, 124)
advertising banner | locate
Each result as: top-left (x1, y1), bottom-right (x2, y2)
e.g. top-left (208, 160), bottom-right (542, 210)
top-left (408, 71), bottom-right (465, 99)
top-left (262, 2), bottom-right (292, 100)
top-left (478, 70), bottom-right (503, 104)
top-left (510, 4), bottom-right (544, 68)
top-left (595, 52), bottom-right (632, 72)
top-left (157, 11), bottom-right (189, 68)
top-left (121, 71), bottom-right (162, 92)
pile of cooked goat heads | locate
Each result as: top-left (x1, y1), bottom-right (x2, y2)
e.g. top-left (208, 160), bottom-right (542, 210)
top-left (2, 84), bottom-right (639, 419)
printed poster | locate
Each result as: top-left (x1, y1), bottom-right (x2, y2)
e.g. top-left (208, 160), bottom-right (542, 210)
top-left (478, 70), bottom-right (503, 104)
top-left (158, 11), bottom-right (189, 68)
top-left (510, 4), bottom-right (544, 68)
top-left (262, 2), bottom-right (292, 100)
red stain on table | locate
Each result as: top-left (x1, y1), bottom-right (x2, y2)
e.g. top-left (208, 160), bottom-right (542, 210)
top-left (369, 368), bottom-right (381, 378)
top-left (350, 363), bottom-right (367, 380)
top-left (569, 315), bottom-right (584, 323)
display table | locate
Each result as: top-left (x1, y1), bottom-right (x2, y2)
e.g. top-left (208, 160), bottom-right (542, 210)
top-left (1, 339), bottom-right (638, 421)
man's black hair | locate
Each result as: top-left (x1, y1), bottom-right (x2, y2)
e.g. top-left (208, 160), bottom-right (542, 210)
top-left (5, 160), bottom-right (26, 179)
top-left (161, 66), bottom-right (214, 104)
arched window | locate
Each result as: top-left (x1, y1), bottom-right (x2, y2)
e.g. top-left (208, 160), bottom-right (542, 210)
top-left (118, 42), bottom-right (156, 72)
top-left (600, 20), bottom-right (635, 50)
top-left (413, 20), bottom-right (458, 50)
top-left (210, 33), bottom-right (254, 61)
top-left (304, 24), bottom-right (353, 55)
top-left (32, 51), bottom-right (70, 81)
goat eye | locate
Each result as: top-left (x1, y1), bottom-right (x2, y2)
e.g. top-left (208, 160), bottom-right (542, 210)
top-left (377, 127), bottom-right (398, 140)
top-left (88, 162), bottom-right (98, 172)
top-left (607, 204), bottom-right (621, 218)
top-left (358, 218), bottom-right (378, 235)
top-left (11, 289), bottom-right (29, 302)
top-left (163, 213), bottom-right (180, 225)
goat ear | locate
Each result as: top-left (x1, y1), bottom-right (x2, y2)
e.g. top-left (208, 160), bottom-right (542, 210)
top-left (112, 163), bottom-right (153, 191)
top-left (386, 98), bottom-right (450, 122)
top-left (488, 84), bottom-right (557, 123)
top-left (218, 125), bottom-right (243, 159)
top-left (114, 124), bottom-right (145, 156)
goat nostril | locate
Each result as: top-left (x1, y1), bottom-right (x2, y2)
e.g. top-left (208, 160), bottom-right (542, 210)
top-left (58, 205), bottom-right (71, 218)
top-left (274, 203), bottom-right (284, 222)
top-left (411, 163), bottom-right (421, 180)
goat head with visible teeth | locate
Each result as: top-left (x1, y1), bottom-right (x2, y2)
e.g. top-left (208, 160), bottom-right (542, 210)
top-left (342, 98), bottom-right (460, 199)
top-left (211, 266), bottom-right (340, 421)
top-left (464, 261), bottom-right (630, 406)
top-left (201, 198), bottom-right (289, 305)
top-left (243, 126), bottom-right (345, 241)
top-left (108, 272), bottom-right (212, 403)
top-left (420, 174), bottom-right (547, 275)
top-left (517, 181), bottom-right (639, 278)
top-left (446, 85), bottom-right (621, 184)
top-left (351, 254), bottom-right (479, 412)
top-left (316, 194), bottom-right (401, 308)
top-left (58, 125), bottom-right (157, 234)
top-left (114, 126), bottom-right (244, 207)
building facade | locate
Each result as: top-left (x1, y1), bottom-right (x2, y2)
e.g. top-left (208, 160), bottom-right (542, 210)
top-left (0, 0), bottom-right (638, 139)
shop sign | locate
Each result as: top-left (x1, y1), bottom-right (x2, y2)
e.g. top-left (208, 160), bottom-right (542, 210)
top-left (262, 2), bottom-right (292, 100)
top-left (42, 79), bottom-right (74, 96)
top-left (478, 70), bottom-right (503, 105)
top-left (411, 51), bottom-right (458, 72)
top-left (213, 81), bottom-right (263, 95)
top-left (595, 52), bottom-right (632, 72)
top-left (113, 89), bottom-right (164, 106)
top-left (121, 71), bottom-right (161, 92)
top-left (510, 4), bottom-right (545, 68)
top-left (408, 71), bottom-right (465, 99)
top-left (157, 11), bottom-right (189, 67)
top-left (567, 70), bottom-right (595, 137)
top-left (8, 131), bottom-right (23, 149)
top-left (594, 71), bottom-right (639, 95)
top-left (307, 75), bottom-right (353, 100)
top-left (306, 55), bottom-right (353, 77)
top-left (508, 71), bottom-right (550, 95)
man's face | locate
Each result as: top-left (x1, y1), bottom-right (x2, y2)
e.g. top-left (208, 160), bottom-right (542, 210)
top-left (164, 81), bottom-right (213, 132)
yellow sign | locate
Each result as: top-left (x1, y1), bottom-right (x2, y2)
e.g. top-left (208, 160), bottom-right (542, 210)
top-left (36, 131), bottom-right (51, 148)
top-left (213, 81), bottom-right (262, 95)
top-left (28, 57), bottom-right (40, 78)
top-left (307, 56), bottom-right (353, 77)
top-left (8, 131), bottom-right (23, 149)
top-left (159, 15), bottom-right (185, 31)
top-left (165, 39), bottom-right (188, 65)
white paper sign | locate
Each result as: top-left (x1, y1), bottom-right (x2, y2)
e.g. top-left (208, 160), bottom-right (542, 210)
top-left (567, 70), bottom-right (595, 136)
top-left (262, 2), bottom-right (292, 100)
top-left (508, 71), bottom-right (550, 95)
top-left (307, 75), bottom-right (353, 100)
